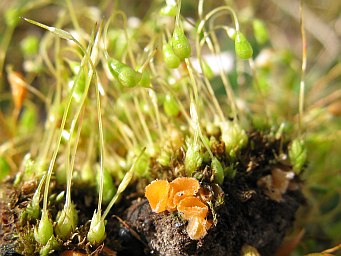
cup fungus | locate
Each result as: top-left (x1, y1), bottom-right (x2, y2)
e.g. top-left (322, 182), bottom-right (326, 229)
top-left (177, 196), bottom-right (208, 219)
top-left (186, 216), bottom-right (212, 240)
top-left (167, 177), bottom-right (200, 211)
top-left (145, 177), bottom-right (212, 240)
top-left (145, 180), bottom-right (170, 213)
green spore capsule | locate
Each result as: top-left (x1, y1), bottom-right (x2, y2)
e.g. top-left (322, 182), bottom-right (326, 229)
top-left (163, 43), bottom-right (181, 69)
top-left (234, 31), bottom-right (253, 59)
top-left (171, 27), bottom-right (191, 61)
top-left (55, 203), bottom-right (78, 240)
top-left (108, 59), bottom-right (142, 87)
top-left (211, 157), bottom-right (224, 185)
top-left (87, 210), bottom-right (106, 245)
top-left (163, 94), bottom-right (179, 117)
top-left (34, 212), bottom-right (54, 245)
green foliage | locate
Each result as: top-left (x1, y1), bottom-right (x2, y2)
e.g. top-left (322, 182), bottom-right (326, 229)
top-left (87, 210), bottom-right (106, 245)
top-left (55, 203), bottom-right (78, 240)
top-left (211, 157), bottom-right (224, 185)
top-left (289, 139), bottom-right (307, 173)
top-left (185, 142), bottom-right (203, 176)
top-left (34, 212), bottom-right (54, 245)
top-left (220, 121), bottom-right (248, 157)
top-left (0, 157), bottom-right (10, 182)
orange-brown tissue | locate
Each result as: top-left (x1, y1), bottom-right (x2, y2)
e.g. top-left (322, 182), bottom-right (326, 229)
top-left (145, 177), bottom-right (211, 240)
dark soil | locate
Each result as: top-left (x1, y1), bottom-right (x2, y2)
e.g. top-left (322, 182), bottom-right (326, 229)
top-left (0, 131), bottom-right (305, 256)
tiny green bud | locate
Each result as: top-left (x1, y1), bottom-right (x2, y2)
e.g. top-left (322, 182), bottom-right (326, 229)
top-left (288, 139), bottom-right (307, 173)
top-left (185, 142), bottom-right (203, 176)
top-left (252, 19), bottom-right (269, 45)
top-left (20, 35), bottom-right (39, 57)
top-left (211, 157), bottom-right (224, 185)
top-left (234, 31), bottom-right (253, 59)
top-left (87, 210), bottom-right (106, 245)
top-left (34, 212), bottom-right (54, 245)
top-left (0, 156), bottom-right (10, 182)
top-left (171, 28), bottom-right (191, 60)
top-left (55, 203), bottom-right (78, 240)
top-left (163, 43), bottom-right (181, 69)
top-left (108, 59), bottom-right (142, 87)
top-left (39, 234), bottom-right (59, 256)
top-left (241, 244), bottom-right (260, 256)
top-left (26, 190), bottom-right (40, 220)
top-left (220, 121), bottom-right (248, 157)
top-left (163, 94), bottom-right (180, 117)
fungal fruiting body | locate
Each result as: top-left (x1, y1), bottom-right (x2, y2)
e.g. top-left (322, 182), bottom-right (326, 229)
top-left (145, 177), bottom-right (212, 240)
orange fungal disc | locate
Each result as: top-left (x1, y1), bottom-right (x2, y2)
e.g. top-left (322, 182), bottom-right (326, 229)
top-left (167, 177), bottom-right (200, 210)
top-left (145, 180), bottom-right (170, 213)
top-left (186, 217), bottom-right (210, 240)
top-left (177, 196), bottom-right (208, 219)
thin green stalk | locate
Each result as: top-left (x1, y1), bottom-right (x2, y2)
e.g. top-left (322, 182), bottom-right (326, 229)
top-left (298, 0), bottom-right (306, 136)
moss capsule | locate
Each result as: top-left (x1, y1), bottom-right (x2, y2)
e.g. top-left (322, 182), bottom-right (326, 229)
top-left (108, 59), bottom-right (142, 87)
top-left (163, 43), bottom-right (181, 69)
top-left (235, 31), bottom-right (253, 59)
top-left (171, 27), bottom-right (191, 60)
top-left (163, 94), bottom-right (180, 117)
